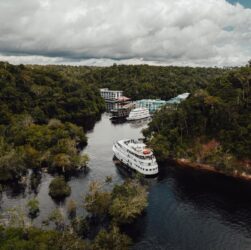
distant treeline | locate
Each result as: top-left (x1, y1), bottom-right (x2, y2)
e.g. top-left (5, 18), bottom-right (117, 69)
top-left (58, 63), bottom-right (228, 100)
top-left (28, 63), bottom-right (229, 100)
top-left (94, 64), bottom-right (230, 99)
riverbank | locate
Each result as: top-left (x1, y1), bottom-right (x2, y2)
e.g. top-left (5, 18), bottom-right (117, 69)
top-left (175, 158), bottom-right (251, 182)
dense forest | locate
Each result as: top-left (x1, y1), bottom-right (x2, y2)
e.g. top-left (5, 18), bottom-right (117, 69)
top-left (0, 62), bottom-right (105, 182)
top-left (144, 66), bottom-right (251, 175)
top-left (0, 62), bottom-right (231, 182)
top-left (0, 62), bottom-right (105, 128)
top-left (0, 61), bottom-right (250, 249)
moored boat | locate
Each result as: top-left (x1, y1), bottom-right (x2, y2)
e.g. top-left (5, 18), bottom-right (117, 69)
top-left (126, 107), bottom-right (150, 121)
top-left (112, 139), bottom-right (158, 176)
top-left (110, 103), bottom-right (135, 120)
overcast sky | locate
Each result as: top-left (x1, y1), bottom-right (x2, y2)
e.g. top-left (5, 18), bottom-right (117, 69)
top-left (0, 0), bottom-right (251, 67)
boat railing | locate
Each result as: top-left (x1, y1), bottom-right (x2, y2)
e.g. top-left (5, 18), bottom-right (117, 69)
top-left (124, 138), bottom-right (144, 145)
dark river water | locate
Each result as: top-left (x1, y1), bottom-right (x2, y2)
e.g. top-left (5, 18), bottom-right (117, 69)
top-left (1, 113), bottom-right (251, 249)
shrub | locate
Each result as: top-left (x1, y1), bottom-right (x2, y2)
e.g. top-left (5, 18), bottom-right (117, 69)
top-left (26, 198), bottom-right (40, 219)
top-left (92, 226), bottom-right (132, 250)
top-left (84, 181), bottom-right (111, 217)
top-left (67, 199), bottom-right (77, 219)
top-left (109, 181), bottom-right (148, 224)
top-left (49, 177), bottom-right (71, 199)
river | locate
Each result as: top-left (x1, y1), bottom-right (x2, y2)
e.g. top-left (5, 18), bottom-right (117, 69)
top-left (1, 113), bottom-right (251, 249)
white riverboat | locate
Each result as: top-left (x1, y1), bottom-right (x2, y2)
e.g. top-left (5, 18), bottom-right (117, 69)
top-left (126, 107), bottom-right (150, 121)
top-left (112, 139), bottom-right (158, 176)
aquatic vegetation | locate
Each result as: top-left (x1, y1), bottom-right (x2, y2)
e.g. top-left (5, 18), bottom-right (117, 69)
top-left (67, 199), bottom-right (77, 219)
top-left (1, 177), bottom-right (147, 250)
top-left (92, 226), bottom-right (132, 250)
top-left (26, 198), bottom-right (40, 219)
top-left (84, 181), bottom-right (112, 218)
top-left (110, 180), bottom-right (148, 224)
top-left (84, 180), bottom-right (148, 225)
top-left (49, 177), bottom-right (71, 199)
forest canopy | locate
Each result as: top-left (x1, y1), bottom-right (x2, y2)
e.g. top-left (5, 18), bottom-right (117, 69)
top-left (0, 61), bottom-right (250, 180)
top-left (144, 66), bottom-right (251, 175)
top-left (0, 62), bottom-right (105, 182)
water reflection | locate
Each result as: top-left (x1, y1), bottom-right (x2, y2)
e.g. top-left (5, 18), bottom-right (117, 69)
top-left (132, 165), bottom-right (251, 250)
top-left (3, 183), bottom-right (26, 199)
top-left (128, 117), bottom-right (152, 128)
top-left (110, 118), bottom-right (127, 125)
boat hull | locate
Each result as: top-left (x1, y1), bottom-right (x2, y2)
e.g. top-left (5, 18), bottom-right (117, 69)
top-left (127, 107), bottom-right (151, 121)
top-left (126, 114), bottom-right (151, 121)
top-left (113, 155), bottom-right (158, 177)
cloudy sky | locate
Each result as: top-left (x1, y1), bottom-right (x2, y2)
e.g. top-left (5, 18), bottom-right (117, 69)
top-left (0, 0), bottom-right (251, 67)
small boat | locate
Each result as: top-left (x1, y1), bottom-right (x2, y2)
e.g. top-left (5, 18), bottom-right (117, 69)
top-left (112, 139), bottom-right (158, 176)
top-left (126, 107), bottom-right (150, 121)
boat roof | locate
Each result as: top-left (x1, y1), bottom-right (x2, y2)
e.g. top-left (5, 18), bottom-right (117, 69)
top-left (117, 139), bottom-right (153, 156)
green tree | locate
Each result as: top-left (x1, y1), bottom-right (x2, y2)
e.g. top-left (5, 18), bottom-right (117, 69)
top-left (109, 181), bottom-right (148, 224)
top-left (0, 226), bottom-right (89, 250)
top-left (26, 198), bottom-right (40, 219)
top-left (0, 138), bottom-right (26, 182)
top-left (67, 199), bottom-right (77, 219)
top-left (92, 226), bottom-right (132, 250)
top-left (49, 177), bottom-right (71, 199)
top-left (52, 153), bottom-right (72, 173)
top-left (48, 208), bottom-right (65, 231)
top-left (84, 181), bottom-right (111, 218)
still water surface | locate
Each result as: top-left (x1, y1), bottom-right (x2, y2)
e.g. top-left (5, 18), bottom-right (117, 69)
top-left (1, 113), bottom-right (251, 249)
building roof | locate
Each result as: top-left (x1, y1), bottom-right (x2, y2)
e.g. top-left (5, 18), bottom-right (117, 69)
top-left (136, 99), bottom-right (167, 104)
top-left (116, 96), bottom-right (130, 101)
top-left (166, 93), bottom-right (190, 104)
top-left (100, 88), bottom-right (123, 93)
top-left (176, 93), bottom-right (190, 100)
top-left (137, 93), bottom-right (190, 105)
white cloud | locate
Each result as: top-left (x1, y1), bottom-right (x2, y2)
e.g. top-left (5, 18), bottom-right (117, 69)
top-left (0, 0), bottom-right (250, 66)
